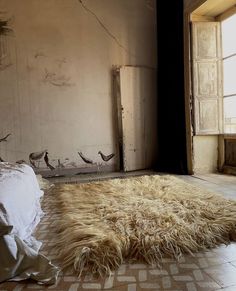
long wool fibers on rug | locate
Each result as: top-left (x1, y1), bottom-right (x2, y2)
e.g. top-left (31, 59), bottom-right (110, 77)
top-left (51, 175), bottom-right (236, 276)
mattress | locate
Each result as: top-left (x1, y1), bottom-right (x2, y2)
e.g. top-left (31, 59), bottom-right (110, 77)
top-left (0, 162), bottom-right (59, 284)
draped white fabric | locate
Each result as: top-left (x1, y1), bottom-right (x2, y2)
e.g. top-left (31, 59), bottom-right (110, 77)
top-left (0, 163), bottom-right (59, 284)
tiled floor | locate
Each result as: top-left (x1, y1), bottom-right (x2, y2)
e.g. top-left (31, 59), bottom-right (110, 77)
top-left (1, 172), bottom-right (236, 291)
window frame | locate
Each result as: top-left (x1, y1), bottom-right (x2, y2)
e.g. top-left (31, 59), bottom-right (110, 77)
top-left (184, 1), bottom-right (236, 174)
top-left (221, 14), bottom-right (236, 134)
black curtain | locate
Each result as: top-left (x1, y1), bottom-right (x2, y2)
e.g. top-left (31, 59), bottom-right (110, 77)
top-left (155, 0), bottom-right (188, 174)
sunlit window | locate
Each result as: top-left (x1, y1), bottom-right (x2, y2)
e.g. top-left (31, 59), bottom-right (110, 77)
top-left (222, 14), bottom-right (236, 133)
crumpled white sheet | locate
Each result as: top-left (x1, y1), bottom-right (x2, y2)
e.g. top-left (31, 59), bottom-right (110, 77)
top-left (36, 174), bottom-right (54, 192)
top-left (0, 162), bottom-right (60, 284)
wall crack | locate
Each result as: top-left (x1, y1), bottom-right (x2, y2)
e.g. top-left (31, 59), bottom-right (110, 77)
top-left (77, 0), bottom-right (137, 58)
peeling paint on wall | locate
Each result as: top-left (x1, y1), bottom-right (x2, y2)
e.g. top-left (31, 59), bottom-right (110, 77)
top-left (43, 68), bottom-right (74, 87)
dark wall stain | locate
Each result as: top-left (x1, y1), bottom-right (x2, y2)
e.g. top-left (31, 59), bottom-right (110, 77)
top-left (0, 133), bottom-right (11, 142)
top-left (43, 68), bottom-right (74, 87)
top-left (44, 151), bottom-right (55, 170)
top-left (0, 16), bottom-right (13, 71)
top-left (0, 19), bottom-right (11, 35)
top-left (98, 151), bottom-right (115, 162)
top-left (34, 52), bottom-right (47, 59)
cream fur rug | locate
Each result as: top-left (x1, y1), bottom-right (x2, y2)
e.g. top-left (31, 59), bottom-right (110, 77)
top-left (52, 175), bottom-right (236, 276)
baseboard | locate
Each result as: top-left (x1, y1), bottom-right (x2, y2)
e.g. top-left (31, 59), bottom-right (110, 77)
top-left (35, 164), bottom-right (117, 178)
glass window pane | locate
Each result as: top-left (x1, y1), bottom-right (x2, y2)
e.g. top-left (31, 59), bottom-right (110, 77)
top-left (223, 55), bottom-right (236, 95)
top-left (224, 95), bottom-right (236, 133)
top-left (222, 14), bottom-right (236, 58)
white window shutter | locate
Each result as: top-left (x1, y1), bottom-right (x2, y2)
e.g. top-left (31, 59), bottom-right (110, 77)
top-left (192, 22), bottom-right (223, 135)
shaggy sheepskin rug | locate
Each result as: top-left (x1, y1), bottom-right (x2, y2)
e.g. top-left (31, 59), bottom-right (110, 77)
top-left (52, 175), bottom-right (236, 276)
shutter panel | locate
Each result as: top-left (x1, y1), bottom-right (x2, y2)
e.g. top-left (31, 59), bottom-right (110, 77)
top-left (192, 22), bottom-right (223, 135)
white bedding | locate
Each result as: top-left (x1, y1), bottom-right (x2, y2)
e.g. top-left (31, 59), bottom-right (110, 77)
top-left (0, 162), bottom-right (59, 284)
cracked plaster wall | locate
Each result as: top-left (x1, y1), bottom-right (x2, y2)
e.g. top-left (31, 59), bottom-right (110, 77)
top-left (0, 0), bottom-right (156, 170)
